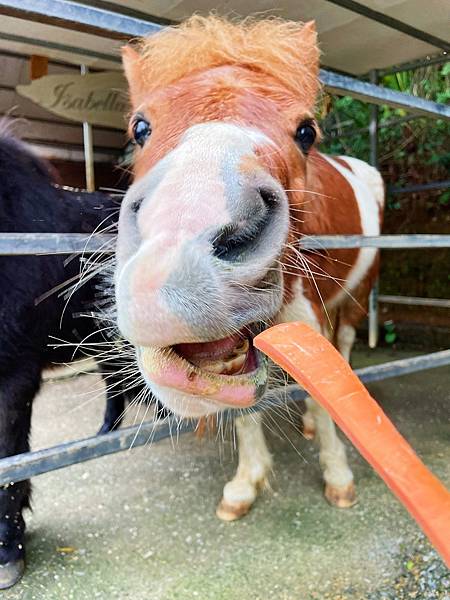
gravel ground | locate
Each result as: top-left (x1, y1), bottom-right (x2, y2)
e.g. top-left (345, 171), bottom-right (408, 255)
top-left (1, 345), bottom-right (449, 600)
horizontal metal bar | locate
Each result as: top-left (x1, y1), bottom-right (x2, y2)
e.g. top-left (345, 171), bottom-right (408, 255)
top-left (345, 350), bottom-right (450, 384)
top-left (388, 180), bottom-right (450, 194)
top-left (0, 233), bottom-right (114, 255)
top-left (21, 138), bottom-right (122, 156)
top-left (0, 0), bottom-right (160, 39)
top-left (0, 419), bottom-right (196, 486)
top-left (379, 54), bottom-right (449, 76)
top-left (323, 0), bottom-right (450, 52)
top-left (2, 233), bottom-right (450, 255)
top-left (0, 0), bottom-right (448, 121)
top-left (0, 31), bottom-right (121, 64)
top-left (1, 349), bottom-right (449, 486)
top-left (0, 45), bottom-right (105, 70)
top-left (320, 70), bottom-right (450, 120)
top-left (28, 143), bottom-right (119, 163)
top-left (378, 295), bottom-right (450, 309)
top-left (0, 110), bottom-right (122, 134)
top-left (300, 235), bottom-right (450, 249)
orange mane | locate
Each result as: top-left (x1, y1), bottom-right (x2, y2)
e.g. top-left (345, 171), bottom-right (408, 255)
top-left (134, 15), bottom-right (320, 103)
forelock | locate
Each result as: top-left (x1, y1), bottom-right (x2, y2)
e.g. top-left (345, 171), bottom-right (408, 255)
top-left (136, 15), bottom-right (320, 104)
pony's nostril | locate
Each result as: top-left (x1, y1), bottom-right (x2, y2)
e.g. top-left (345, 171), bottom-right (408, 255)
top-left (211, 224), bottom-right (241, 260)
top-left (211, 186), bottom-right (280, 261)
top-left (212, 214), bottom-right (269, 261)
top-left (130, 197), bottom-right (144, 213)
top-left (258, 187), bottom-right (278, 207)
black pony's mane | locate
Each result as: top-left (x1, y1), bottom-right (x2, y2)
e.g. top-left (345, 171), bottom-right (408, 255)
top-left (0, 127), bottom-right (57, 183)
top-left (0, 129), bottom-right (117, 234)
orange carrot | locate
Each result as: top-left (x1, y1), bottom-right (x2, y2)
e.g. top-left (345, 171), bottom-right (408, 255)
top-left (254, 322), bottom-right (450, 567)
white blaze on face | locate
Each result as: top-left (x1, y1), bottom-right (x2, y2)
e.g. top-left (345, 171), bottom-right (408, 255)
top-left (115, 121), bottom-right (279, 348)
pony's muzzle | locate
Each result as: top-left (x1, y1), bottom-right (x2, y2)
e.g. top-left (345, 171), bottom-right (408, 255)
top-left (211, 184), bottom-right (283, 263)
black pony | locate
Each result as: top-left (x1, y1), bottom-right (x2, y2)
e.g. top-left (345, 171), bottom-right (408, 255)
top-left (0, 133), bottom-right (137, 588)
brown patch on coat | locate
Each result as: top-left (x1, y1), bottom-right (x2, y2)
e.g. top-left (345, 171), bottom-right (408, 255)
top-left (333, 156), bottom-right (354, 173)
top-left (281, 150), bottom-right (362, 310)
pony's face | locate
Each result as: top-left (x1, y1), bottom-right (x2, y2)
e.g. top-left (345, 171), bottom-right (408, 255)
top-left (115, 18), bottom-right (320, 417)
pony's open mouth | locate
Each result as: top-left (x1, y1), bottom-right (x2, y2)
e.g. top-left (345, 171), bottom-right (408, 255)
top-left (175, 330), bottom-right (258, 375)
top-left (138, 326), bottom-right (268, 409)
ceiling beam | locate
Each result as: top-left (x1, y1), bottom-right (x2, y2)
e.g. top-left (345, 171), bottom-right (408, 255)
top-left (0, 0), bottom-right (160, 39)
top-left (324, 0), bottom-right (450, 53)
top-left (0, 31), bottom-right (120, 64)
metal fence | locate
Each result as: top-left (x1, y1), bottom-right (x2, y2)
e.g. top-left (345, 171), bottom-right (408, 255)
top-left (0, 0), bottom-right (449, 485)
top-left (2, 348), bottom-right (450, 486)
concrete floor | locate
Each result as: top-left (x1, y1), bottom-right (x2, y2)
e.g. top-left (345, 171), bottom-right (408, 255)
top-left (2, 346), bottom-right (449, 600)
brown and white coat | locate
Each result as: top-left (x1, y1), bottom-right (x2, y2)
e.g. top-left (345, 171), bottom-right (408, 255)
top-left (115, 16), bottom-right (384, 520)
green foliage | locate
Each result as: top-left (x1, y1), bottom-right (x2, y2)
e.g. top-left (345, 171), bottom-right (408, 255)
top-left (439, 190), bottom-right (450, 206)
top-left (319, 61), bottom-right (450, 303)
top-left (319, 61), bottom-right (450, 196)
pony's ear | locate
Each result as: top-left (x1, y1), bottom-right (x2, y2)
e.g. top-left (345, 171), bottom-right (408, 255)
top-left (294, 21), bottom-right (320, 104)
top-left (121, 45), bottom-right (145, 106)
top-left (298, 21), bottom-right (320, 74)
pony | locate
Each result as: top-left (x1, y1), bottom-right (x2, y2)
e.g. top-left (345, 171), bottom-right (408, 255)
top-left (0, 132), bottom-right (138, 588)
top-left (115, 16), bottom-right (384, 522)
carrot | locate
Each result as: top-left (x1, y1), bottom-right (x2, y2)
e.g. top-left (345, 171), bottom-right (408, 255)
top-left (254, 322), bottom-right (450, 567)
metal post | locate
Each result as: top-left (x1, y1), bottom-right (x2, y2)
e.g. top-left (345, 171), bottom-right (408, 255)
top-left (80, 64), bottom-right (95, 192)
top-left (368, 69), bottom-right (379, 348)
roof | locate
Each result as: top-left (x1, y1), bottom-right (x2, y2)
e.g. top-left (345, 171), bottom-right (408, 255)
top-left (0, 0), bottom-right (447, 74)
top-left (0, 0), bottom-right (447, 156)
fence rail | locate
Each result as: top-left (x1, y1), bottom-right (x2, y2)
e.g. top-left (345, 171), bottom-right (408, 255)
top-left (2, 233), bottom-right (450, 255)
top-left (1, 349), bottom-right (449, 486)
top-left (378, 295), bottom-right (450, 309)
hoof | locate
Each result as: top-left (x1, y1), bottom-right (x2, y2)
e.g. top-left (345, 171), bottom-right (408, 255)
top-left (97, 424), bottom-right (111, 435)
top-left (216, 499), bottom-right (251, 522)
top-left (325, 481), bottom-right (357, 508)
top-left (301, 414), bottom-right (315, 440)
top-left (0, 559), bottom-right (25, 590)
top-left (301, 425), bottom-right (315, 440)
top-left (97, 420), bottom-right (120, 435)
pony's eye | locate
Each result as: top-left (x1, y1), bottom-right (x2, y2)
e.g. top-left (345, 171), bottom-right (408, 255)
top-left (295, 121), bottom-right (316, 153)
top-left (132, 118), bottom-right (151, 147)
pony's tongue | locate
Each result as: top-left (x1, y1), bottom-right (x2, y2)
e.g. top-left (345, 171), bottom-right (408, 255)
top-left (175, 333), bottom-right (243, 361)
top-left (174, 334), bottom-right (253, 375)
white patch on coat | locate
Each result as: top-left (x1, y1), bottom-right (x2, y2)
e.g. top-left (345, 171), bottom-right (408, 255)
top-left (221, 413), bottom-right (272, 509)
top-left (336, 323), bottom-right (356, 362)
top-left (323, 155), bottom-right (383, 308)
top-left (304, 396), bottom-right (354, 487)
top-left (277, 277), bottom-right (321, 331)
top-left (339, 156), bottom-right (385, 208)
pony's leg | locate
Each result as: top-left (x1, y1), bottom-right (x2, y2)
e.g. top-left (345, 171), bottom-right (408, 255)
top-left (336, 323), bottom-right (356, 362)
top-left (0, 361), bottom-right (40, 589)
top-left (98, 392), bottom-right (126, 434)
top-left (300, 407), bottom-right (316, 440)
top-left (216, 413), bottom-right (272, 521)
top-left (97, 358), bottom-right (127, 434)
top-left (305, 396), bottom-right (356, 507)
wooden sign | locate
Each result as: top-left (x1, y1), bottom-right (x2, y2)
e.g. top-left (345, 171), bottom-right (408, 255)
top-left (17, 71), bottom-right (128, 129)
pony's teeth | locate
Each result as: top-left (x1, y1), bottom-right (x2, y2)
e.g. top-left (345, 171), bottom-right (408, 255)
top-left (188, 338), bottom-right (250, 374)
top-left (197, 352), bottom-right (247, 375)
